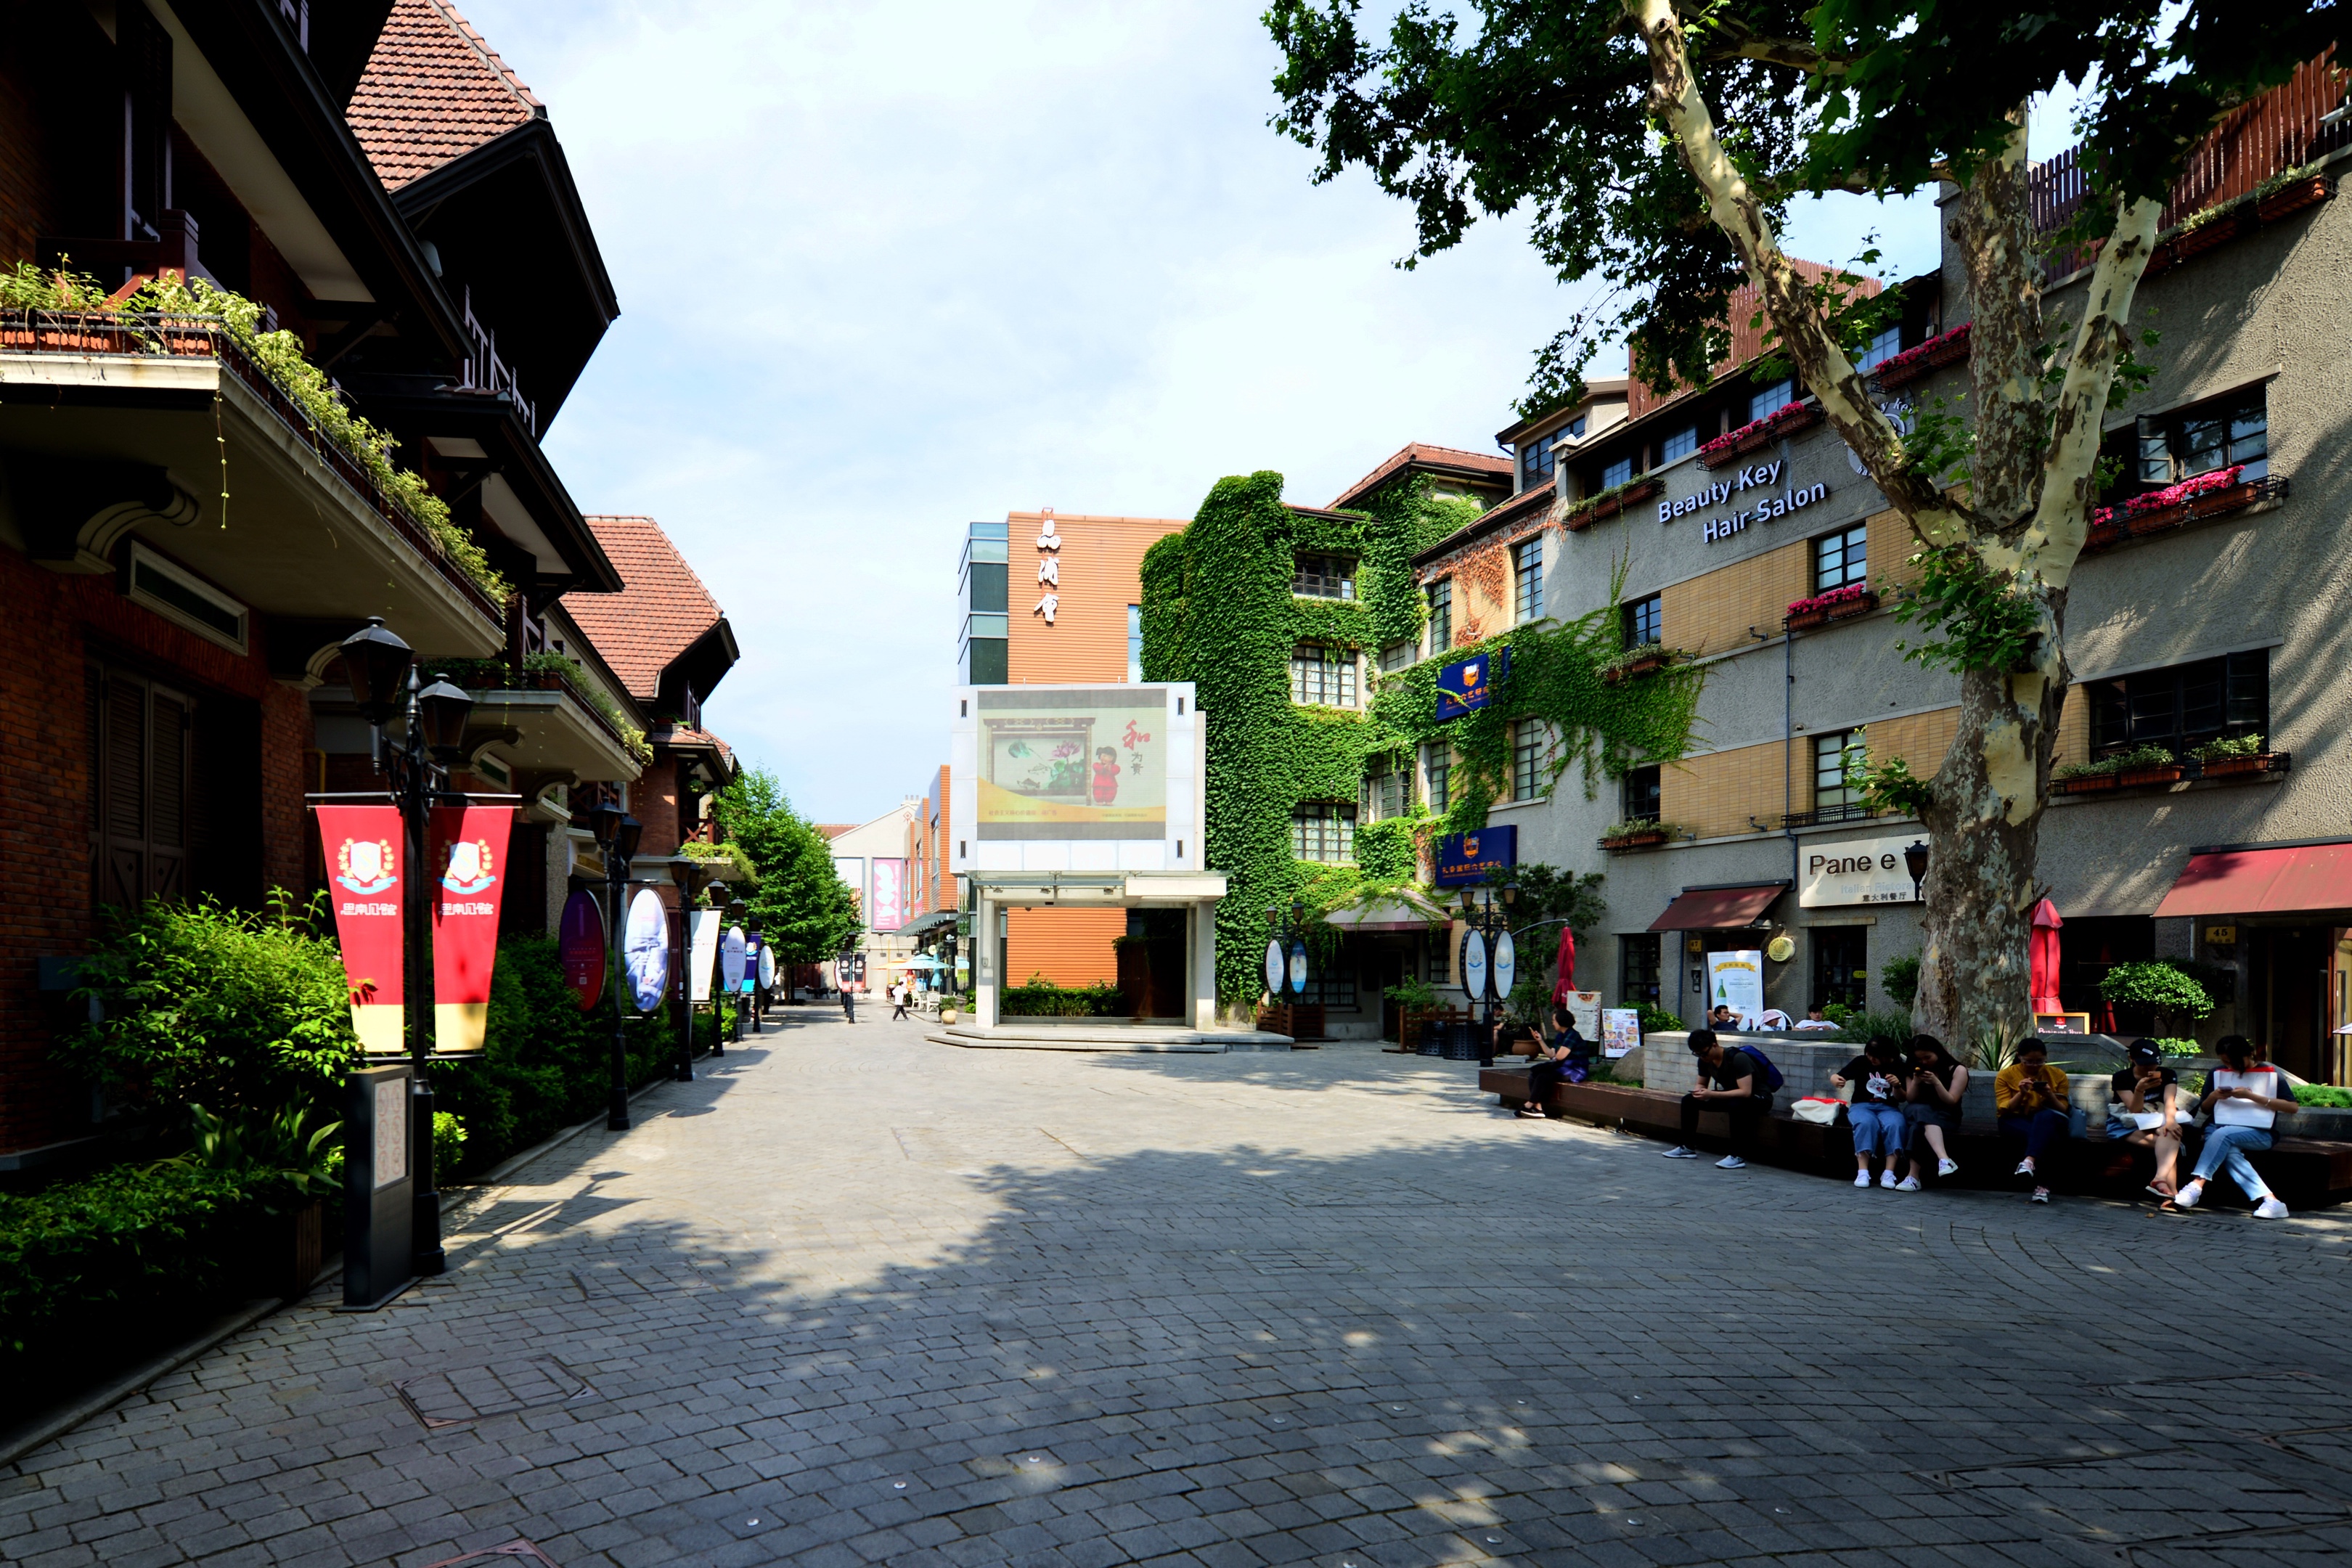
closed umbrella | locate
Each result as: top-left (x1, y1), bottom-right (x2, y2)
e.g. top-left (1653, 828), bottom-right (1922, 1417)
top-left (2029, 898), bottom-right (2064, 1016)
top-left (1551, 924), bottom-right (1577, 1005)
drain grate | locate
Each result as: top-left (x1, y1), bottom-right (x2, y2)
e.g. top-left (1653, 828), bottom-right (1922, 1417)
top-left (420, 1542), bottom-right (560, 1567)
top-left (395, 1357), bottom-right (595, 1429)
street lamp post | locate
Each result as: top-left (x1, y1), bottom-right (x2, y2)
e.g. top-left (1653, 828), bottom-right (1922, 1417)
top-left (1463, 881), bottom-right (1520, 1066)
top-left (338, 616), bottom-right (475, 1279)
top-left (1265, 899), bottom-right (1310, 1022)
top-left (589, 800), bottom-right (642, 1131)
top-left (724, 897), bottom-right (747, 1045)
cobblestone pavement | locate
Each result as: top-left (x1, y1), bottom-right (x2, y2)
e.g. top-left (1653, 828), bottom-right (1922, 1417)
top-left (9, 1010), bottom-right (2352, 1568)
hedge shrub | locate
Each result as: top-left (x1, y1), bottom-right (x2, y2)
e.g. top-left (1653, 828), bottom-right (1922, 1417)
top-left (0, 1162), bottom-right (253, 1355)
top-left (1000, 977), bottom-right (1128, 1017)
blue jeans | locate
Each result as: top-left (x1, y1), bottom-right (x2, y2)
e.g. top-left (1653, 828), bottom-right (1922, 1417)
top-left (2000, 1108), bottom-right (2071, 1164)
top-left (1849, 1103), bottom-right (1908, 1158)
top-left (2192, 1124), bottom-right (2275, 1199)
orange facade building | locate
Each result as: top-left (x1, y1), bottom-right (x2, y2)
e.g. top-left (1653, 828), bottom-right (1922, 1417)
top-left (958, 510), bottom-right (1187, 985)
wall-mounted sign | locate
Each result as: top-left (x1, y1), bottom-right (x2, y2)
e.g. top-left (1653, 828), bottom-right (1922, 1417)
top-left (1797, 833), bottom-right (1922, 907)
top-left (871, 857), bottom-right (907, 931)
top-left (2204, 924), bottom-right (2237, 945)
top-left (1700, 481), bottom-right (1831, 543)
top-left (1435, 649), bottom-right (1509, 719)
top-left (1707, 950), bottom-right (1765, 1019)
top-left (1656, 460), bottom-right (1835, 544)
top-left (951, 682), bottom-right (1201, 875)
top-left (1034, 509), bottom-right (1061, 624)
top-left (1434, 825), bottom-right (1518, 889)
top-left (559, 889), bottom-right (606, 1010)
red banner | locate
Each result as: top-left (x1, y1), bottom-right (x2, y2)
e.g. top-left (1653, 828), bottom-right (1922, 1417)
top-left (429, 804), bottom-right (513, 1053)
top-left (317, 804), bottom-right (407, 1053)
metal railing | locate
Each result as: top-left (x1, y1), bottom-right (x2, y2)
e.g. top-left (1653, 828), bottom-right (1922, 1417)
top-left (456, 286), bottom-right (535, 436)
top-left (0, 309), bottom-right (504, 627)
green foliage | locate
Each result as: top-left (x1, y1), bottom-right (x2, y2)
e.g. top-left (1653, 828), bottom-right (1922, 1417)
top-left (431, 935), bottom-right (679, 1172)
top-left (176, 1102), bottom-right (340, 1213)
top-left (2294, 1083), bottom-right (2352, 1109)
top-left (1142, 470), bottom-right (1691, 1003)
top-left (2193, 732), bottom-right (2264, 761)
top-left (1383, 975), bottom-right (1440, 1011)
top-left (1882, 953), bottom-right (1922, 1009)
top-left (2098, 962), bottom-right (2213, 1029)
top-left (2150, 1038), bottom-right (2201, 1057)
top-left (1636, 1003), bottom-right (1686, 1035)
top-left (1887, 548), bottom-right (2044, 675)
top-left (1844, 743), bottom-right (1935, 817)
top-left (711, 768), bottom-right (862, 963)
top-left (1000, 976), bottom-right (1127, 1017)
top-left (0, 1161), bottom-right (254, 1355)
top-left (2056, 743), bottom-right (2178, 780)
top-left (65, 894), bottom-right (357, 1132)
top-left (433, 1111), bottom-right (467, 1187)
top-left (1505, 865), bottom-right (1608, 935)
top-left (1832, 1008), bottom-right (1919, 1046)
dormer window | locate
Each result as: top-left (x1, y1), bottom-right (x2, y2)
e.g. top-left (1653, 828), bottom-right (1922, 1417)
top-left (1518, 415), bottom-right (1587, 489)
top-left (1293, 553), bottom-right (1356, 600)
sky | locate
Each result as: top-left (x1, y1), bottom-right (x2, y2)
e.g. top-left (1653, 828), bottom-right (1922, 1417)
top-left (454, 1), bottom-right (2079, 826)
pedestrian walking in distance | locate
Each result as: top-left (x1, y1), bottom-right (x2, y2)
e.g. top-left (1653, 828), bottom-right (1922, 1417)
top-left (841, 984), bottom-right (856, 1024)
top-left (891, 982), bottom-right (910, 1021)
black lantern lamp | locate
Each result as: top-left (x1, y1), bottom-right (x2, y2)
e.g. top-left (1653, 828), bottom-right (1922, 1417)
top-left (415, 677), bottom-right (475, 763)
top-left (339, 616), bottom-right (414, 725)
top-left (1502, 881), bottom-right (1520, 909)
top-left (616, 813), bottom-right (644, 864)
top-left (1904, 840), bottom-right (1930, 902)
top-left (588, 798), bottom-right (623, 849)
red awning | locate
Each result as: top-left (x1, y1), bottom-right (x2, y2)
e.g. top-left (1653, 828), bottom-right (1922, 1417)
top-left (2153, 841), bottom-right (2352, 918)
top-left (1649, 883), bottom-right (1787, 932)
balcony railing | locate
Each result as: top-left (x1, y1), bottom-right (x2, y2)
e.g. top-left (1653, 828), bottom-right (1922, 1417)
top-left (0, 309), bottom-right (504, 626)
top-left (455, 285), bottom-right (535, 437)
top-left (2030, 52), bottom-right (2350, 279)
top-left (1774, 803), bottom-right (1879, 830)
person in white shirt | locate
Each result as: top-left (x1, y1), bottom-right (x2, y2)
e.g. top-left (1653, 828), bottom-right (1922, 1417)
top-left (2173, 1036), bottom-right (2295, 1218)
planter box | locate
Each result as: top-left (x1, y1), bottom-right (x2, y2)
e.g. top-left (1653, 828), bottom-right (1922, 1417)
top-left (2054, 772), bottom-right (2120, 795)
top-left (1787, 591), bottom-right (1877, 630)
top-left (1601, 829), bottom-right (1669, 851)
top-left (1874, 324), bottom-right (1972, 389)
top-left (1699, 406), bottom-right (1822, 468)
top-left (1563, 478), bottom-right (1662, 533)
top-left (2256, 175), bottom-right (2334, 224)
top-left (1784, 608), bottom-right (1829, 630)
top-left (2196, 753), bottom-right (2277, 779)
top-left (240, 1201), bottom-right (323, 1301)
top-left (2172, 216), bottom-right (2239, 259)
top-left (2186, 480), bottom-right (2263, 520)
top-left (2117, 764), bottom-right (2184, 788)
top-left (1601, 650), bottom-right (1672, 685)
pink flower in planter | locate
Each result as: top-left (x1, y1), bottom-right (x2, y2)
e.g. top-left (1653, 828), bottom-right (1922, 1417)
top-left (2089, 464), bottom-right (2246, 531)
top-left (1785, 583), bottom-right (1875, 618)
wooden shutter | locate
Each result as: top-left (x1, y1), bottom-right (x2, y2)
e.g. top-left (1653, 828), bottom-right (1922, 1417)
top-left (93, 667), bottom-right (195, 907)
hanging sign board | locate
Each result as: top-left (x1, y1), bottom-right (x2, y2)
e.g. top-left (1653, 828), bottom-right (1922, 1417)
top-left (758, 945), bottom-right (775, 989)
top-left (1434, 648), bottom-right (1510, 720)
top-left (688, 910), bottom-right (722, 1003)
top-left (1707, 950), bottom-right (1766, 1021)
top-left (721, 926), bottom-right (747, 993)
top-left (625, 889), bottom-right (669, 1012)
top-left (742, 934), bottom-right (763, 994)
top-left (1493, 931), bottom-right (1518, 999)
top-left (1287, 939), bottom-right (1308, 996)
top-left (317, 804), bottom-right (407, 1053)
top-left (559, 889), bottom-right (606, 1010)
top-left (428, 804), bottom-right (511, 1053)
top-left (1434, 826), bottom-right (1517, 889)
top-left (1462, 929), bottom-right (1489, 1001)
top-left (1264, 938), bottom-right (1284, 998)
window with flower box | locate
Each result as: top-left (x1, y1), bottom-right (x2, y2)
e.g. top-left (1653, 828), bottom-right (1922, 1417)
top-left (2085, 650), bottom-right (2266, 762)
top-left (2136, 388), bottom-right (2268, 489)
top-left (1813, 523), bottom-right (1869, 592)
top-left (1622, 765), bottom-right (1661, 824)
top-left (1747, 380), bottom-right (1793, 422)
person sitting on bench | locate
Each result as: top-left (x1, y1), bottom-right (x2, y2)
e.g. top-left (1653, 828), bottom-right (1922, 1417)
top-left (1662, 1029), bottom-right (1768, 1170)
top-left (1832, 1036), bottom-right (1911, 1190)
top-left (1996, 1037), bottom-right (2070, 1204)
top-left (2108, 1040), bottom-right (2192, 1201)
top-left (1515, 1013), bottom-right (1591, 1119)
top-left (2173, 1035), bottom-right (2294, 1218)
top-left (1901, 1034), bottom-right (1968, 1187)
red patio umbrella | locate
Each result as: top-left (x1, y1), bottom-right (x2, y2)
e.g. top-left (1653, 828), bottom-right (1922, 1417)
top-left (1551, 924), bottom-right (1577, 1005)
top-left (2029, 898), bottom-right (2064, 1016)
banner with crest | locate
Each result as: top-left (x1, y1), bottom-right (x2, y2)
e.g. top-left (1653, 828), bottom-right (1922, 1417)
top-left (428, 804), bottom-right (513, 1053)
top-left (317, 805), bottom-right (407, 1053)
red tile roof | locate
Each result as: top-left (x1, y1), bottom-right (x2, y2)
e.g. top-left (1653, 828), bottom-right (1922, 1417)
top-left (817, 824), bottom-right (857, 841)
top-left (560, 515), bottom-right (726, 705)
top-left (348, 0), bottom-right (543, 189)
top-left (1328, 443), bottom-right (1514, 512)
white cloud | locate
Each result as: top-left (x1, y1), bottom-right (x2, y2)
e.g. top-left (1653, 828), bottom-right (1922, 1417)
top-left (455, 0), bottom-right (1937, 820)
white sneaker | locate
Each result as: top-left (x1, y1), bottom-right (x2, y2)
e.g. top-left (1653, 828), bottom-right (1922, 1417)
top-left (1662, 1146), bottom-right (1702, 1159)
top-left (2013, 1159), bottom-right (2035, 1177)
top-left (2173, 1182), bottom-right (2202, 1209)
top-left (2255, 1196), bottom-right (2290, 1219)
top-left (2030, 1189), bottom-right (2050, 1204)
top-left (1895, 1175), bottom-right (1922, 1192)
top-left (1716, 1155), bottom-right (1748, 1169)
top-left (1854, 1171), bottom-right (1873, 1188)
top-left (1879, 1169), bottom-right (1899, 1189)
top-left (1937, 1158), bottom-right (1960, 1177)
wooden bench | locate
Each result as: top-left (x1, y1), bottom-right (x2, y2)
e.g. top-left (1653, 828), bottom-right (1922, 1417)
top-left (1480, 1067), bottom-right (2352, 1204)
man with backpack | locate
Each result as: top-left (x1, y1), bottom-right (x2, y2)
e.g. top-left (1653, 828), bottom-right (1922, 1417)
top-left (1662, 1029), bottom-right (1780, 1169)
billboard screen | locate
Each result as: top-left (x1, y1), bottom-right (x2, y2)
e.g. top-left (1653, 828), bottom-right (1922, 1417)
top-left (952, 683), bottom-right (1201, 873)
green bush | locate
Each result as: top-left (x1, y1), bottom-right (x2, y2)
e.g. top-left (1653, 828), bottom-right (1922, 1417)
top-left (63, 894), bottom-right (356, 1134)
top-left (1882, 954), bottom-right (1921, 1008)
top-left (1832, 1008), bottom-right (1919, 1045)
top-left (2294, 1084), bottom-right (2352, 1108)
top-left (2098, 961), bottom-right (2213, 1034)
top-left (0, 1162), bottom-right (254, 1355)
top-left (1000, 975), bottom-right (1127, 1017)
top-left (1637, 1003), bottom-right (1686, 1034)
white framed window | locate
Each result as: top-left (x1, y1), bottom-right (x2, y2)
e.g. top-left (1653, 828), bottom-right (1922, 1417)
top-left (1511, 719), bottom-right (1549, 801)
top-left (1289, 645), bottom-right (1357, 708)
top-left (1815, 730), bottom-right (1861, 810)
top-left (1601, 456), bottom-right (1634, 489)
top-left (1426, 579), bottom-right (1452, 653)
top-left (1659, 425), bottom-right (1699, 464)
top-left (1363, 756), bottom-right (1407, 822)
top-left (1748, 380), bottom-right (1793, 422)
top-left (126, 542), bottom-right (248, 654)
top-left (1291, 802), bottom-right (1356, 863)
top-left (1424, 743), bottom-right (1451, 812)
top-left (1292, 553), bottom-right (1357, 600)
top-left (1379, 639), bottom-right (1416, 673)
top-left (1513, 537), bottom-right (1544, 623)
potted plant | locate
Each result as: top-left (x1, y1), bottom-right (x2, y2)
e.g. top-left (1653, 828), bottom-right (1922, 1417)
top-left (2171, 203), bottom-right (2240, 259)
top-left (2192, 732), bottom-right (2274, 778)
top-left (1598, 645), bottom-right (1689, 685)
top-left (1785, 583), bottom-right (1878, 629)
top-left (2255, 164), bottom-right (2333, 224)
top-left (2112, 743), bottom-right (2185, 788)
top-left (2051, 759), bottom-right (2119, 794)
top-left (1600, 818), bottom-right (1674, 850)
top-left (1562, 475), bottom-right (1664, 532)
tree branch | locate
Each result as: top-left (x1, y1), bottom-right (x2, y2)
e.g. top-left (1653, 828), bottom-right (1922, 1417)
top-left (1621, 0), bottom-right (1975, 542)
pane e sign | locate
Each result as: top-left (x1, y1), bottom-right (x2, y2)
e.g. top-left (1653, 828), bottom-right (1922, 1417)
top-left (1797, 834), bottom-right (1922, 907)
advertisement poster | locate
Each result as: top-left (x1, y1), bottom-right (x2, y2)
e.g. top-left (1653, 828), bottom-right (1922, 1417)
top-left (317, 804), bottom-right (407, 1052)
top-left (975, 687), bottom-right (1167, 838)
top-left (1287, 939), bottom-right (1308, 996)
top-left (1434, 826), bottom-right (1518, 889)
top-left (758, 946), bottom-right (775, 989)
top-left (559, 889), bottom-right (605, 1010)
top-left (721, 926), bottom-right (746, 992)
top-left (1707, 950), bottom-right (1766, 1022)
top-left (428, 804), bottom-right (512, 1053)
top-left (870, 858), bottom-right (907, 931)
top-left (624, 889), bottom-right (669, 1012)
top-left (687, 910), bottom-right (722, 1003)
top-left (1602, 1008), bottom-right (1641, 1058)
top-left (742, 934), bottom-right (763, 994)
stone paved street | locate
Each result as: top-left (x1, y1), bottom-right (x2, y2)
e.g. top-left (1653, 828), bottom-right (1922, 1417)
top-left (8, 1010), bottom-right (2352, 1568)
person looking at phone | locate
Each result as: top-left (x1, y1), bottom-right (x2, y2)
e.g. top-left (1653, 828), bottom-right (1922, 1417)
top-left (1995, 1037), bottom-right (2071, 1204)
top-left (1831, 1036), bottom-right (1911, 1190)
top-left (1515, 1013), bottom-right (1589, 1119)
top-left (2108, 1040), bottom-right (2192, 1200)
top-left (2173, 1035), bottom-right (2294, 1217)
top-left (1661, 1029), bottom-right (1767, 1169)
top-left (1901, 1035), bottom-right (1968, 1188)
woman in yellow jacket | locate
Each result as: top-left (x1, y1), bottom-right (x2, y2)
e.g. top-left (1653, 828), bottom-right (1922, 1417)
top-left (1996, 1038), bottom-right (2071, 1204)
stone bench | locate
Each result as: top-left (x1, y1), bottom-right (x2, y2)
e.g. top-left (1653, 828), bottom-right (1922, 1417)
top-left (1479, 1067), bottom-right (2352, 1204)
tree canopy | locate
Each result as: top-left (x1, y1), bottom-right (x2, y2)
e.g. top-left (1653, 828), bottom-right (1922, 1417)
top-left (710, 769), bottom-right (863, 964)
